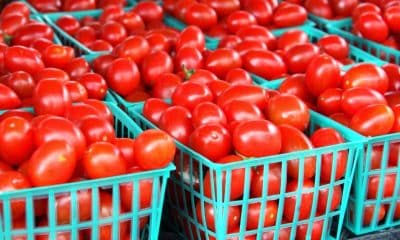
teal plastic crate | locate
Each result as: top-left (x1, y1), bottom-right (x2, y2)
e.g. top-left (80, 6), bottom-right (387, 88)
top-left (0, 102), bottom-right (174, 240)
top-left (308, 14), bottom-right (350, 30)
top-left (126, 102), bottom-right (363, 240)
top-left (326, 19), bottom-right (400, 64)
top-left (254, 26), bottom-right (385, 88)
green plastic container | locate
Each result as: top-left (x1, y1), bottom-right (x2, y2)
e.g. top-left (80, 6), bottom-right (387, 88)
top-left (326, 19), bottom-right (400, 64)
top-left (308, 14), bottom-right (350, 30)
top-left (254, 26), bottom-right (385, 88)
top-left (0, 102), bottom-right (174, 240)
top-left (126, 102), bottom-right (363, 240)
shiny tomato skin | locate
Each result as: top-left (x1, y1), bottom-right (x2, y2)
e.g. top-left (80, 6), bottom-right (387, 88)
top-left (184, 3), bottom-right (218, 31)
top-left (205, 48), bottom-right (242, 79)
top-left (114, 138), bottom-right (136, 168)
top-left (237, 25), bottom-right (276, 50)
top-left (317, 88), bottom-right (343, 115)
top-left (159, 106), bottom-right (193, 145)
top-left (343, 63), bottom-right (389, 94)
top-left (78, 116), bottom-right (115, 145)
top-left (83, 99), bottom-right (114, 124)
top-left (4, 46), bottom-right (44, 76)
top-left (242, 49), bottom-right (287, 80)
top-left (233, 119), bottom-right (281, 157)
top-left (223, 100), bottom-right (264, 128)
top-left (251, 164), bottom-right (282, 197)
top-left (225, 68), bottom-right (252, 86)
top-left (7, 71), bottom-right (35, 99)
top-left (74, 26), bottom-right (96, 46)
top-left (267, 94), bottom-right (310, 131)
top-left (350, 104), bottom-right (394, 136)
top-left (383, 63), bottom-right (400, 91)
top-left (284, 43), bottom-right (320, 74)
top-left (134, 129), bottom-right (176, 170)
top-left (317, 35), bottom-right (349, 60)
top-left (56, 15), bottom-right (80, 35)
top-left (143, 98), bottom-right (170, 125)
top-left (330, 112), bottom-right (350, 126)
top-left (174, 46), bottom-right (204, 73)
top-left (304, 0), bottom-right (333, 18)
top-left (363, 205), bottom-right (386, 226)
top-left (330, 0), bottom-right (357, 17)
top-left (0, 109), bottom-right (34, 122)
top-left (145, 32), bottom-right (171, 53)
top-left (175, 26), bottom-right (205, 51)
top-left (277, 29), bottom-right (309, 52)
top-left (141, 51), bottom-right (174, 86)
top-left (305, 54), bottom-right (341, 97)
top-left (1, 2), bottom-right (30, 19)
top-left (296, 221), bottom-right (324, 240)
top-left (106, 58), bottom-right (140, 97)
top-left (152, 73), bottom-right (182, 99)
top-left (278, 74), bottom-right (313, 103)
top-left (207, 80), bottom-right (231, 99)
top-left (34, 67), bottom-right (70, 83)
top-left (33, 79), bottom-right (71, 116)
top-left (367, 174), bottom-right (396, 199)
top-left (384, 5), bottom-right (400, 34)
top-left (341, 87), bottom-right (387, 116)
top-left (83, 142), bottom-right (126, 179)
top-left (196, 201), bottom-right (241, 231)
top-left (64, 81), bottom-right (88, 102)
top-left (171, 81), bottom-right (213, 111)
top-left (132, 1), bottom-right (163, 24)
top-left (28, 140), bottom-right (76, 186)
top-left (284, 179), bottom-right (314, 221)
top-left (233, 40), bottom-right (267, 58)
top-left (391, 105), bottom-right (400, 133)
top-left (192, 102), bottom-right (227, 128)
top-left (273, 2), bottom-right (307, 28)
top-left (42, 45), bottom-right (75, 69)
top-left (100, 21), bottom-right (127, 46)
top-left (113, 36), bottom-right (149, 64)
top-left (352, 3), bottom-right (381, 21)
top-left (356, 12), bottom-right (389, 43)
top-left (78, 72), bottom-right (108, 100)
top-left (12, 22), bottom-right (54, 46)
top-left (243, 0), bottom-right (273, 25)
top-left (217, 84), bottom-right (269, 110)
top-left (246, 201), bottom-right (278, 230)
top-left (65, 103), bottom-right (101, 125)
top-left (226, 10), bottom-right (257, 34)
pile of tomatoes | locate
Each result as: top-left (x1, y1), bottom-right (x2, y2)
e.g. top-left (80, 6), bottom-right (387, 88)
top-left (0, 100), bottom-right (176, 239)
top-left (292, 0), bottom-right (358, 20)
top-left (141, 79), bottom-right (350, 239)
top-left (27, 0), bottom-right (130, 12)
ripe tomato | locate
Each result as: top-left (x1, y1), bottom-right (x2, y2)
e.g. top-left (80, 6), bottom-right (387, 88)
top-left (284, 179), bottom-right (314, 221)
top-left (233, 41), bottom-right (267, 57)
top-left (4, 46), bottom-right (44, 76)
top-left (0, 171), bottom-right (31, 219)
top-left (188, 69), bottom-right (218, 84)
top-left (43, 45), bottom-right (75, 69)
top-left (237, 25), bottom-right (276, 50)
top-left (113, 36), bottom-right (149, 64)
top-left (6, 71), bottom-right (35, 99)
top-left (367, 174), bottom-right (396, 199)
top-left (78, 72), bottom-right (108, 100)
top-left (233, 120), bottom-right (281, 157)
top-left (114, 138), bottom-right (136, 168)
top-left (304, 0), bottom-right (333, 18)
top-left (1, 14), bottom-right (28, 36)
top-left (134, 129), bottom-right (176, 170)
top-left (83, 99), bottom-right (114, 124)
top-left (317, 88), bottom-right (343, 115)
top-left (284, 43), bottom-right (320, 74)
top-left (317, 35), bottom-right (349, 60)
top-left (305, 54), bottom-right (341, 97)
top-left (225, 68), bottom-right (252, 86)
top-left (175, 26), bottom-right (205, 51)
top-left (363, 205), bottom-right (386, 226)
top-left (83, 142), bottom-right (126, 179)
top-left (242, 50), bottom-right (286, 80)
top-left (141, 51), bottom-right (173, 86)
top-left (341, 87), bottom-right (387, 116)
top-left (145, 32), bottom-right (171, 53)
top-left (226, 10), bottom-right (257, 34)
top-left (74, 26), bottom-right (96, 46)
top-left (56, 15), bottom-right (80, 35)
top-left (273, 2), bottom-right (307, 27)
top-left (278, 74), bottom-right (313, 103)
top-left (205, 48), bottom-right (242, 79)
top-left (277, 29), bottom-right (309, 52)
top-left (78, 116), bottom-right (115, 144)
top-left (267, 94), bottom-right (310, 131)
top-left (172, 81), bottom-right (213, 111)
top-left (35, 68), bottom-right (70, 83)
top-left (383, 63), bottom-right (400, 91)
top-left (106, 58), bottom-right (140, 96)
top-left (1, 2), bottom-right (30, 19)
top-left (65, 103), bottom-right (101, 125)
top-left (100, 21), bottom-right (127, 46)
top-left (132, 1), bottom-right (163, 24)
top-left (159, 106), bottom-right (193, 145)
top-left (243, 0), bottom-right (273, 25)
top-left (296, 221), bottom-right (324, 240)
top-left (196, 201), bottom-right (241, 231)
top-left (0, 161), bottom-right (12, 174)
top-left (330, 0), bottom-right (357, 17)
top-left (246, 201), bottom-right (278, 230)
top-left (311, 128), bottom-right (348, 182)
top-left (65, 81), bottom-right (88, 102)
top-left (356, 12), bottom-right (389, 43)
top-left (352, 3), bottom-right (381, 21)
top-left (223, 100), bottom-right (264, 130)
top-left (174, 46), bottom-right (204, 73)
top-left (350, 104), bottom-right (394, 136)
top-left (12, 22), bottom-right (54, 46)
top-left (142, 98), bottom-right (170, 125)
top-left (152, 73), bottom-right (181, 99)
top-left (33, 79), bottom-right (71, 116)
top-left (330, 112), bottom-right (350, 126)
top-left (251, 164), bottom-right (282, 197)
top-left (120, 167), bottom-right (153, 211)
top-left (62, 0), bottom-right (95, 11)
top-left (185, 3), bottom-right (217, 30)
top-left (192, 102), bottom-right (227, 128)
top-left (384, 5), bottom-right (400, 34)
top-left (385, 91), bottom-right (400, 108)
top-left (28, 140), bottom-right (76, 186)
top-left (217, 84), bottom-right (269, 112)
top-left (317, 185), bottom-right (342, 214)
top-left (54, 187), bottom-right (92, 224)
top-left (343, 63), bottom-right (389, 94)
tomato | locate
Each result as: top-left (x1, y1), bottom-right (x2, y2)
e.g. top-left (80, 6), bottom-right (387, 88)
top-left (98, 5), bottom-right (124, 23)
top-left (330, 0), bottom-right (357, 17)
top-left (114, 138), bottom-right (136, 168)
top-left (12, 22), bottom-right (54, 46)
top-left (233, 40), bottom-right (267, 58)
top-left (237, 25), bottom-right (276, 50)
top-left (246, 201), bottom-right (278, 230)
top-left (367, 174), bottom-right (396, 199)
top-left (30, 38), bottom-right (54, 55)
top-left (217, 35), bottom-right (242, 50)
top-left (233, 120), bottom-right (281, 157)
top-left (242, 50), bottom-right (286, 80)
top-left (1, 14), bottom-right (28, 36)
top-left (267, 94), bottom-right (310, 131)
top-left (118, 11), bottom-right (144, 33)
top-left (217, 85), bottom-right (268, 110)
top-left (141, 51), bottom-right (173, 86)
top-left (83, 142), bottom-right (126, 179)
top-left (142, 98), bottom-right (169, 125)
top-left (317, 185), bottom-right (342, 214)
top-left (305, 54), bottom-right (341, 97)
top-left (1, 2), bottom-right (30, 19)
top-left (277, 29), bottom-right (309, 52)
top-left (205, 48), bottom-right (242, 79)
top-left (363, 205), bottom-right (386, 226)
top-left (132, 1), bottom-right (163, 24)
top-left (74, 26), bottom-right (96, 46)
top-left (260, 228), bottom-right (291, 240)
top-left (317, 35), bottom-right (349, 60)
top-left (344, 64), bottom-right (389, 94)
top-left (4, 46), bottom-right (44, 76)
top-left (54, 187), bottom-right (92, 224)
top-left (383, 63), bottom-right (400, 92)
top-left (152, 73), bottom-right (182, 99)
top-left (0, 171), bottom-right (30, 219)
top-left (224, 68), bottom-right (252, 86)
top-left (176, 26), bottom-right (205, 51)
top-left (175, 46), bottom-right (204, 73)
top-left (33, 79), bottom-right (71, 116)
top-left (62, 0), bottom-right (95, 11)
top-left (284, 179), bottom-right (315, 221)
top-left (112, 36), bottom-right (149, 64)
top-left (223, 100), bottom-right (263, 130)
top-left (172, 81), bottom-right (213, 111)
top-left (384, 5), bottom-right (400, 34)
top-left (251, 164), bottom-right (282, 197)
top-left (352, 3), bottom-right (381, 21)
top-left (350, 104), bottom-right (394, 136)
top-left (99, 21), bottom-right (127, 46)
top-left (330, 112), bottom-right (350, 126)
top-left (243, 0), bottom-right (273, 25)
top-left (64, 81), bottom-right (88, 102)
top-left (88, 40), bottom-right (113, 51)
top-left (273, 2), bottom-right (307, 27)
top-left (28, 140), bottom-right (76, 186)
top-left (385, 91), bottom-right (400, 108)
top-left (304, 0), bottom-right (333, 19)
top-left (296, 221), bottom-right (324, 240)
top-left (65, 103), bottom-right (100, 125)
top-left (56, 15), bottom-right (80, 35)
top-left (78, 116), bottom-right (115, 144)
top-left (196, 201), bottom-right (241, 231)
top-left (184, 3), bottom-right (217, 30)
top-left (78, 72), bottom-right (108, 100)
top-left (106, 58), bottom-right (140, 97)
top-left (356, 12), bottom-right (389, 43)
top-left (278, 74), bottom-right (311, 102)
top-left (284, 43), bottom-right (320, 74)
top-left (6, 71), bottom-right (35, 99)
top-left (192, 102), bottom-right (227, 128)
top-left (35, 68), bottom-right (70, 83)
top-left (341, 87), bottom-right (387, 116)
top-left (226, 10), bottom-right (257, 34)
top-left (317, 88), bottom-right (343, 115)
top-left (187, 69), bottom-right (218, 84)
top-left (83, 99), bottom-right (114, 124)
top-left (145, 32), bottom-right (171, 53)
top-left (159, 106), bottom-right (193, 145)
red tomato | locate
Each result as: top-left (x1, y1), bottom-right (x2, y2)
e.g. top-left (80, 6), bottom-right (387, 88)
top-left (330, 112), bottom-right (350, 126)
top-left (383, 63), bottom-right (400, 92)
top-left (143, 98), bottom-right (170, 125)
top-left (234, 40), bottom-right (268, 57)
top-left (152, 73), bottom-right (181, 99)
top-left (134, 129), bottom-right (175, 170)
top-left (237, 25), bottom-right (276, 50)
top-left (296, 221), bottom-right (324, 240)
top-left (0, 171), bottom-right (31, 219)
top-left (385, 91), bottom-right (400, 108)
top-left (285, 43), bottom-right (320, 74)
top-left (273, 2), bottom-right (307, 27)
top-left (56, 15), bottom-right (80, 35)
top-left (225, 68), bottom-right (252, 86)
top-left (367, 174), bottom-right (396, 199)
top-left (172, 81), bottom-right (213, 111)
top-left (223, 100), bottom-right (264, 129)
top-left (132, 1), bottom-right (163, 24)
top-left (74, 26), bottom-right (96, 46)
top-left (317, 88), bottom-right (343, 115)
top-left (226, 10), bottom-right (257, 34)
top-left (62, 0), bottom-right (95, 11)
top-left (246, 201), bottom-right (278, 230)
top-left (233, 120), bottom-right (281, 157)
top-left (205, 48), bottom-right (242, 79)
top-left (363, 205), bottom-right (386, 226)
top-left (64, 81), bottom-right (88, 102)
top-left (217, 85), bottom-right (269, 110)
top-left (78, 72), bottom-right (108, 100)
top-left (33, 79), bottom-right (71, 116)
top-left (350, 104), bottom-right (394, 136)
top-left (28, 140), bottom-right (76, 186)
top-left (89, 40), bottom-right (113, 51)
top-left (174, 46), bottom-right (204, 73)
top-left (99, 5), bottom-right (124, 23)
top-left (356, 12), bottom-right (389, 43)
top-left (113, 36), bottom-right (149, 64)
top-left (106, 58), bottom-right (140, 96)
top-left (251, 164), bottom-right (282, 197)
top-left (30, 38), bottom-right (54, 55)
top-left (0, 109), bottom-right (33, 122)
top-left (54, 187), bottom-right (92, 224)
top-left (391, 105), bottom-right (400, 133)
top-left (1, 2), bottom-right (30, 19)
top-left (145, 32), bottom-right (171, 53)
top-left (1, 14), bottom-right (28, 36)
top-left (192, 102), bottom-right (227, 128)
top-left (317, 185), bottom-right (342, 214)
top-left (242, 50), bottom-right (286, 80)
top-left (114, 138), bottom-right (136, 167)
top-left (202, 0), bottom-right (240, 17)
top-left (175, 26), bottom-right (205, 51)
top-left (118, 11), bottom-right (144, 33)
top-left (6, 71), bottom-right (35, 99)
top-left (78, 116), bottom-right (115, 144)
top-left (243, 0), bottom-right (273, 25)
top-left (330, 0), bottom-right (357, 17)
top-left (305, 54), bottom-right (341, 97)
top-left (35, 67), bottom-right (70, 83)
top-left (278, 74), bottom-right (313, 103)
top-left (384, 5), bottom-right (400, 34)
top-left (318, 35), bottom-right (349, 60)
top-left (370, 145), bottom-right (383, 169)
top-left (184, 3), bottom-right (218, 30)
top-left (277, 29), bottom-right (309, 52)
top-left (267, 94), bottom-right (310, 131)
top-left (304, 0), bottom-right (333, 18)
top-left (280, 124), bottom-right (316, 179)
top-left (141, 51), bottom-right (173, 86)
top-left (100, 21), bottom-right (127, 46)
top-left (343, 63), bottom-right (389, 94)
top-left (159, 106), bottom-right (193, 144)
top-left (352, 3), bottom-right (381, 21)
top-left (196, 201), bottom-right (241, 231)
top-left (284, 179), bottom-right (314, 221)
top-left (83, 142), bottom-right (126, 179)
top-left (341, 87), bottom-right (387, 116)
top-left (0, 116), bottom-right (34, 166)
top-left (4, 46), bottom-right (44, 76)
top-left (188, 69), bottom-right (218, 84)
top-left (65, 103), bottom-right (101, 124)
top-left (83, 99), bottom-right (114, 124)
top-left (12, 22), bottom-right (54, 46)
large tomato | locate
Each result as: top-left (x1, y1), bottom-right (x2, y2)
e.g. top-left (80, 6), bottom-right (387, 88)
top-left (277, 29), bottom-right (309, 52)
top-left (112, 36), bottom-right (149, 64)
top-left (106, 58), bottom-right (140, 96)
top-left (330, 0), bottom-right (358, 17)
top-left (159, 106), bottom-right (193, 145)
top-left (273, 2), bottom-right (307, 27)
top-left (384, 5), bottom-right (400, 34)
top-left (64, 81), bottom-right (88, 102)
top-left (343, 63), bottom-right (389, 94)
top-left (42, 45), bottom-right (74, 69)
top-left (56, 15), bottom-right (80, 35)
top-left (12, 22), bottom-right (54, 46)
top-left (341, 87), bottom-right (387, 116)
top-left (236, 25), bottom-right (276, 50)
top-left (280, 125), bottom-right (315, 179)
top-left (226, 10), bottom-right (257, 34)
top-left (78, 72), bottom-right (108, 100)
top-left (242, 49), bottom-right (287, 80)
top-left (317, 35), bottom-right (349, 60)
top-left (33, 79), bottom-right (71, 116)
top-left (317, 88), bottom-right (343, 115)
top-left (279, 74), bottom-right (313, 103)
top-left (175, 26), bottom-right (205, 51)
top-left (205, 48), bottom-right (242, 79)
top-left (141, 51), bottom-right (173, 86)
top-left (192, 102), bottom-right (227, 128)
top-left (132, 1), bottom-right (163, 23)
top-left (174, 46), bottom-right (203, 73)
top-left (171, 81), bottom-right (213, 111)
top-left (284, 179), bottom-right (314, 221)
top-left (223, 100), bottom-right (264, 129)
top-left (35, 68), bottom-right (70, 82)
top-left (350, 104), bottom-right (394, 136)
top-left (78, 116), bottom-right (115, 144)
top-left (242, 0), bottom-right (273, 25)
top-left (232, 119), bottom-right (281, 157)
top-left (142, 98), bottom-right (170, 125)
top-left (356, 12), bottom-right (389, 43)
top-left (284, 43), bottom-right (320, 74)
top-left (134, 129), bottom-right (176, 170)
top-left (4, 46), bottom-right (44, 76)
top-left (28, 140), bottom-right (76, 186)
top-left (184, 3), bottom-right (217, 30)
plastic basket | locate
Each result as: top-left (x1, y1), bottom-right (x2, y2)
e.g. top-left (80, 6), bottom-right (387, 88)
top-left (253, 26), bottom-right (385, 88)
top-left (307, 14), bottom-right (350, 30)
top-left (126, 102), bottom-right (363, 240)
top-left (326, 19), bottom-right (400, 64)
top-left (0, 102), bottom-right (174, 240)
